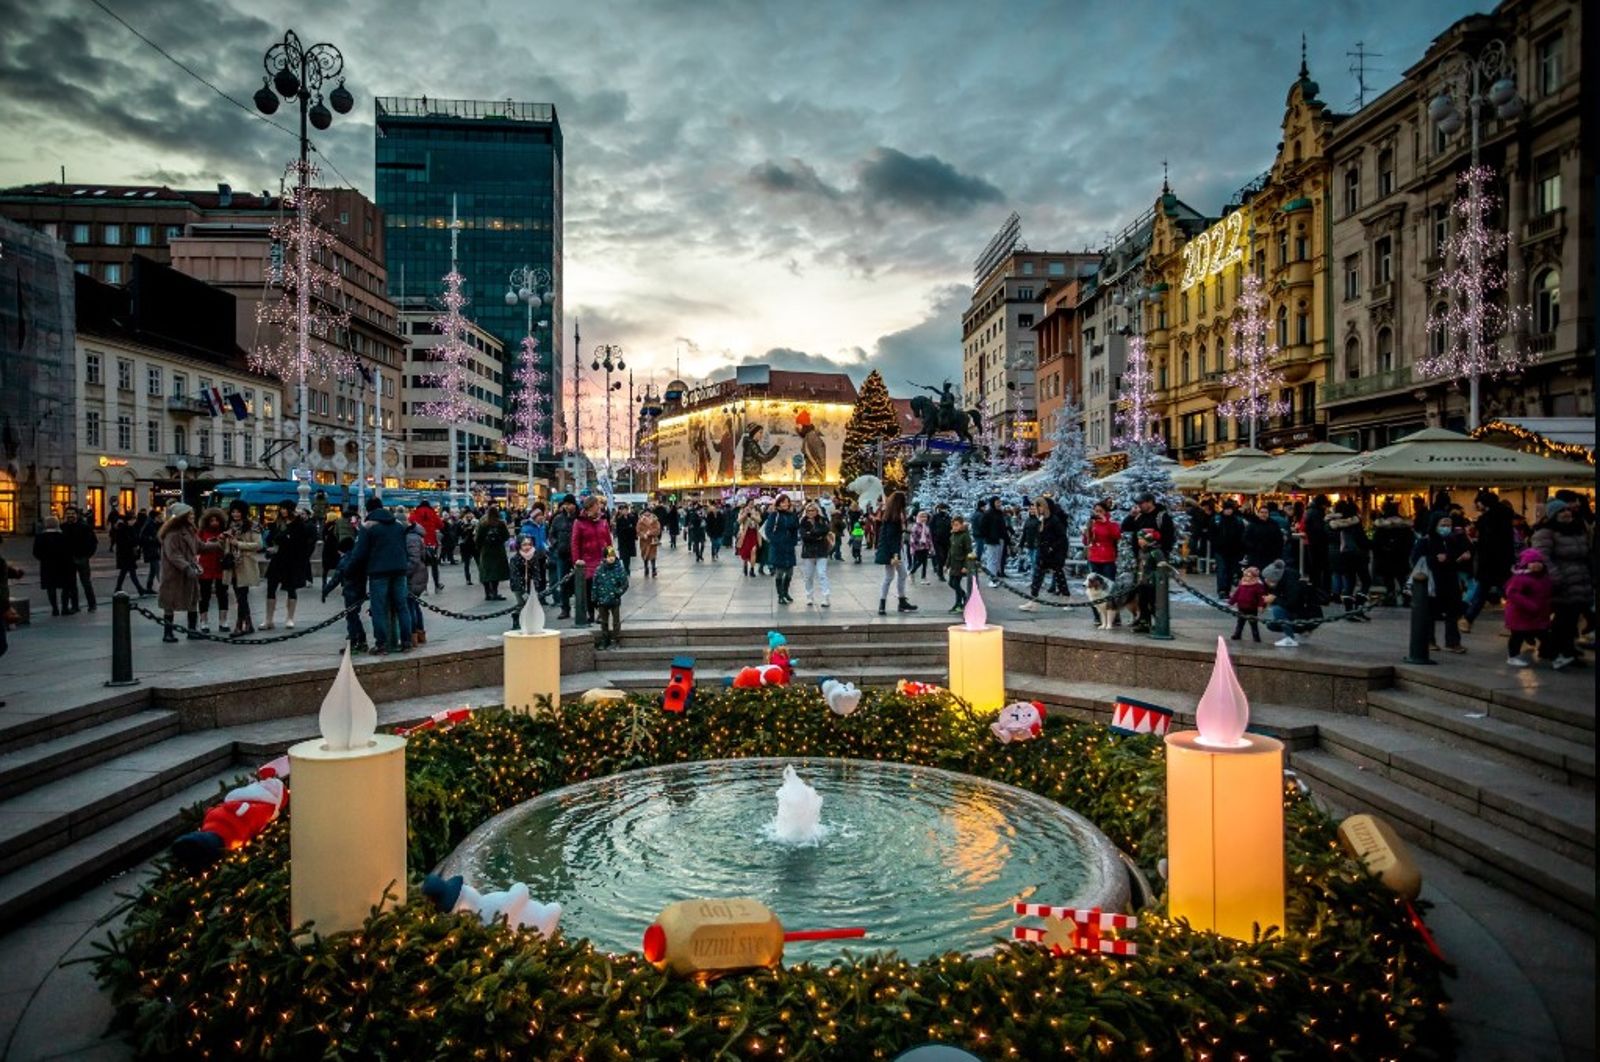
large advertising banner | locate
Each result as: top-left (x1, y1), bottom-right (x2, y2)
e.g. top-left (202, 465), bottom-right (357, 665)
top-left (655, 399), bottom-right (852, 491)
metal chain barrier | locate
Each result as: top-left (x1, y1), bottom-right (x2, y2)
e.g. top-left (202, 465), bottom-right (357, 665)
top-left (1160, 565), bottom-right (1377, 632)
top-left (128, 599), bottom-right (363, 644)
top-left (411, 595), bottom-right (520, 621)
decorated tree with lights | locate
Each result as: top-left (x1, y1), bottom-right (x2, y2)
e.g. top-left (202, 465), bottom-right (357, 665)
top-left (1218, 271), bottom-right (1288, 448)
top-left (506, 334), bottom-right (551, 496)
top-left (1033, 391), bottom-right (1097, 542)
top-left (840, 369), bottom-right (901, 484)
top-left (419, 263), bottom-right (478, 492)
top-left (1111, 334), bottom-right (1185, 556)
top-left (1417, 165), bottom-right (1529, 413)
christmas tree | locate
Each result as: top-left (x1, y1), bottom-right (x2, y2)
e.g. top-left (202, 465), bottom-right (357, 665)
top-left (839, 369), bottom-right (902, 484)
top-left (1034, 391), bottom-right (1097, 542)
top-left (251, 160), bottom-right (354, 387)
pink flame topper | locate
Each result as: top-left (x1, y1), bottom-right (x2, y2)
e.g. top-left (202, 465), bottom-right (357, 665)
top-left (963, 579), bottom-right (988, 630)
top-left (1194, 636), bottom-right (1251, 748)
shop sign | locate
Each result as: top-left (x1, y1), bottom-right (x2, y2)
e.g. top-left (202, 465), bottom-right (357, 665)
top-left (98, 455), bottom-right (129, 467)
top-left (1258, 424), bottom-right (1324, 451)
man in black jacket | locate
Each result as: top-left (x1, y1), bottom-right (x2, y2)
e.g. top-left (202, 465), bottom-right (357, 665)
top-left (61, 507), bottom-right (99, 611)
top-left (549, 495), bottom-right (578, 619)
top-left (930, 504), bottom-right (952, 582)
top-left (705, 502), bottom-right (726, 561)
top-left (1261, 558), bottom-right (1319, 648)
top-left (1212, 500), bottom-right (1247, 595)
top-left (339, 498), bottom-right (411, 654)
top-left (1243, 507), bottom-right (1285, 571)
top-left (1120, 493), bottom-right (1176, 631)
top-left (975, 498), bottom-right (1008, 586)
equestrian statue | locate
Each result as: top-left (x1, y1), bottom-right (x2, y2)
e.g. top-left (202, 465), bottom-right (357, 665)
top-left (908, 380), bottom-right (981, 445)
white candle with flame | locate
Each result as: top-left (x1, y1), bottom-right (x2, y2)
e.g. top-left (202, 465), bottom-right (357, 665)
top-left (504, 602), bottom-right (561, 714)
top-left (948, 579), bottom-right (1004, 711)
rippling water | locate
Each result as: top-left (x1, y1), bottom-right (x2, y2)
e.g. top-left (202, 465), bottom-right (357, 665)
top-left (441, 758), bottom-right (1127, 960)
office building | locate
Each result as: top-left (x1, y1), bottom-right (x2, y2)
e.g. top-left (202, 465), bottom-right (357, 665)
top-left (399, 305), bottom-right (518, 501)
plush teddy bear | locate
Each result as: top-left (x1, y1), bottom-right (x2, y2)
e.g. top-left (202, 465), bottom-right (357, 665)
top-left (991, 701), bottom-right (1046, 744)
top-left (820, 678), bottom-right (862, 716)
top-left (422, 873), bottom-right (562, 936)
top-left (171, 773), bottom-right (288, 871)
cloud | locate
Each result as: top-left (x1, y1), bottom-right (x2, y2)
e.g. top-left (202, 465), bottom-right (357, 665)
top-left (747, 158), bottom-right (840, 199)
top-left (856, 147), bottom-right (1003, 215)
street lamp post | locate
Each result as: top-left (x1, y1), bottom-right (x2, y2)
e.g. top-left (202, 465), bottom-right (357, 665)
top-left (1429, 39), bottom-right (1524, 431)
top-left (506, 265), bottom-right (553, 503)
top-left (176, 457), bottom-right (189, 503)
top-left (591, 344), bottom-right (625, 490)
top-left (253, 29), bottom-right (354, 507)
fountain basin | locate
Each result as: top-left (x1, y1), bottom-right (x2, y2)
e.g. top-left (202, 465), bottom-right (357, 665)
top-left (437, 757), bottom-right (1130, 961)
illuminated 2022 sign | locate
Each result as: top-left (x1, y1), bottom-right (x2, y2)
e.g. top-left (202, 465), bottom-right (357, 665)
top-left (1180, 209), bottom-right (1250, 291)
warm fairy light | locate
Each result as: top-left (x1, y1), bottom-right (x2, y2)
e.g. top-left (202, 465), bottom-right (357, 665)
top-left (1218, 272), bottom-right (1289, 431)
top-left (418, 268), bottom-right (478, 424)
top-left (1114, 334), bottom-right (1161, 450)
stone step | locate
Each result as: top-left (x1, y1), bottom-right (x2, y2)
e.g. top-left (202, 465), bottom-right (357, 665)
top-left (600, 640), bottom-right (945, 669)
top-left (0, 769), bottom-right (240, 929)
top-left (1291, 749), bottom-right (1595, 930)
top-left (0, 710), bottom-right (181, 801)
top-left (0, 689), bottom-right (149, 757)
top-left (1315, 715), bottom-right (1595, 867)
top-left (611, 621), bottom-right (952, 647)
top-left (0, 733), bottom-right (235, 876)
top-left (1367, 688), bottom-right (1595, 790)
top-left (1394, 669), bottom-right (1594, 745)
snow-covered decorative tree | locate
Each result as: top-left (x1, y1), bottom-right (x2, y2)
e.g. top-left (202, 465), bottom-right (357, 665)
top-left (251, 160), bottom-right (354, 389)
top-left (1034, 391), bottom-right (1097, 542)
top-left (840, 369), bottom-right (901, 483)
top-left (1218, 271), bottom-right (1288, 448)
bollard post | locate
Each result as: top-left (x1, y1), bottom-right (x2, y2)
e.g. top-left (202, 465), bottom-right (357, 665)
top-left (1150, 563), bottom-right (1175, 641)
top-left (1402, 571), bottom-right (1435, 665)
top-left (573, 560), bottom-right (589, 626)
top-left (105, 591), bottom-right (141, 687)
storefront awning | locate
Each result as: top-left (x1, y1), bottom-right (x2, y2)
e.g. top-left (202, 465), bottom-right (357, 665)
top-left (1170, 447), bottom-right (1273, 492)
top-left (1297, 427), bottom-right (1596, 490)
top-left (1206, 441), bottom-right (1358, 494)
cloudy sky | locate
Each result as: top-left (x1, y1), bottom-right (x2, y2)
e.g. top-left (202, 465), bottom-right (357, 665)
top-left (2, 0), bottom-right (1481, 394)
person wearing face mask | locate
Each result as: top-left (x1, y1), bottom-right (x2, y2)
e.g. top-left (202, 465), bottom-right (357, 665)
top-left (1411, 513), bottom-right (1472, 654)
top-left (509, 534), bottom-right (542, 627)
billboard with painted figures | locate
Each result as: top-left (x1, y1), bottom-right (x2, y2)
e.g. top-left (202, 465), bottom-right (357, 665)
top-left (653, 399), bottom-right (852, 491)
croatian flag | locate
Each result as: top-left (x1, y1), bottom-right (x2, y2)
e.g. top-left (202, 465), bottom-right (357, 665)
top-left (1109, 696), bottom-right (1174, 737)
top-left (207, 387), bottom-right (226, 417)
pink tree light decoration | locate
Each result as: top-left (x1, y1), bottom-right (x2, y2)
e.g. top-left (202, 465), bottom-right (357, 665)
top-left (1217, 271), bottom-right (1289, 449)
top-left (506, 334), bottom-right (551, 456)
top-left (1113, 334), bottom-right (1162, 451)
top-left (417, 265), bottom-right (478, 494)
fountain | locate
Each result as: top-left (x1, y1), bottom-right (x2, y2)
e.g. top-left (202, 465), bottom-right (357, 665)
top-left (438, 758), bottom-right (1129, 961)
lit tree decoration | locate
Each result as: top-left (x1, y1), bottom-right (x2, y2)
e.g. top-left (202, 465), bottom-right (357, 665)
top-left (1218, 271), bottom-right (1288, 448)
top-left (251, 160), bottom-right (355, 386)
top-left (418, 266), bottom-right (477, 424)
top-left (506, 334), bottom-right (550, 455)
top-left (1113, 334), bottom-right (1161, 450)
top-left (1418, 164), bottom-right (1528, 382)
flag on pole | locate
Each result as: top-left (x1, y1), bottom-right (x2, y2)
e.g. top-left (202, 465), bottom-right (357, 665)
top-left (227, 392), bottom-right (248, 420)
top-left (209, 386), bottom-right (226, 417)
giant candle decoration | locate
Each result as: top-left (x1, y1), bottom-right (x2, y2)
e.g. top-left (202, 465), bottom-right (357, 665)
top-left (504, 594), bottom-right (561, 714)
top-left (947, 580), bottom-right (1005, 712)
top-left (289, 646), bottom-right (407, 938)
top-left (1164, 637), bottom-right (1284, 940)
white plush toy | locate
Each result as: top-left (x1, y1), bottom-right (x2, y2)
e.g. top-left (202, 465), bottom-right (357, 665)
top-left (847, 474), bottom-right (885, 513)
top-left (820, 678), bottom-right (863, 717)
top-left (423, 874), bottom-right (562, 936)
top-left (991, 701), bottom-right (1046, 744)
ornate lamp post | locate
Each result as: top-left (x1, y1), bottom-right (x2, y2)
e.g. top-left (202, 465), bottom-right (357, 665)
top-left (1428, 39), bottom-right (1524, 430)
top-left (590, 344), bottom-right (625, 488)
top-left (253, 29), bottom-right (353, 505)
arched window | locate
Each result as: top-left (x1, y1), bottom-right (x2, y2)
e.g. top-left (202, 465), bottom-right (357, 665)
top-left (1197, 344), bottom-right (1207, 376)
top-left (1181, 349), bottom-right (1191, 384)
top-left (1215, 337), bottom-right (1226, 370)
top-left (1430, 303), bottom-right (1449, 357)
top-left (1344, 337), bottom-right (1361, 380)
top-left (1276, 305), bottom-right (1289, 348)
top-left (1377, 327), bottom-right (1394, 373)
top-left (1536, 269), bottom-right (1561, 334)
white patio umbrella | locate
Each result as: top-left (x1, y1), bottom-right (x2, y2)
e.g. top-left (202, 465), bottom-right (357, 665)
top-left (1207, 441), bottom-right (1359, 494)
top-left (1297, 428), bottom-right (1596, 490)
top-left (1170, 447), bottom-right (1273, 492)
top-left (1090, 454), bottom-right (1179, 493)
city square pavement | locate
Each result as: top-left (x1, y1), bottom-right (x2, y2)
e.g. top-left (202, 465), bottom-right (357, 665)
top-left (0, 540), bottom-right (1594, 1060)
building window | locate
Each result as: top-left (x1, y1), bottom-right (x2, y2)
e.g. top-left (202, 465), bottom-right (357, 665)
top-left (104, 262), bottom-right (123, 284)
top-left (263, 394), bottom-right (273, 418)
top-left (1343, 255), bottom-right (1360, 300)
top-left (1181, 350), bottom-right (1191, 384)
top-left (198, 428), bottom-right (211, 458)
top-left (1277, 230), bottom-right (1288, 267)
top-left (244, 435), bottom-right (255, 464)
top-left (172, 373), bottom-right (186, 398)
top-left (1215, 337), bottom-right (1225, 368)
top-left (1374, 236), bottom-right (1392, 284)
top-left (1276, 305), bottom-right (1289, 348)
top-left (74, 262), bottom-right (91, 275)
top-left (1377, 327), bottom-right (1394, 373)
top-left (1535, 269), bottom-right (1560, 334)
top-left (1048, 261), bottom-right (1065, 276)
top-left (71, 223), bottom-right (91, 244)
top-left (147, 420), bottom-right (160, 453)
top-left (1296, 311), bottom-right (1309, 346)
top-left (173, 425), bottom-right (186, 455)
top-left (1344, 166), bottom-right (1359, 214)
top-left (222, 432), bottom-right (235, 463)
top-left (103, 224), bottom-right (121, 245)
top-left (1017, 314), bottom-right (1034, 328)
top-left (1430, 304), bottom-right (1448, 357)
top-left (1537, 35), bottom-right (1562, 96)
top-left (1431, 205), bottom-right (1449, 256)
top-left (117, 414), bottom-right (132, 451)
top-left (1534, 153), bottom-right (1560, 215)
top-left (86, 410), bottom-right (102, 448)
top-left (1433, 123), bottom-right (1449, 156)
top-left (1344, 337), bottom-right (1361, 380)
top-left (1197, 285), bottom-right (1206, 315)
top-left (1180, 293), bottom-right (1189, 323)
top-left (165, 225), bottom-right (182, 241)
top-left (1294, 234), bottom-right (1309, 261)
top-left (1377, 149), bottom-right (1394, 197)
top-left (85, 351), bottom-right (102, 385)
top-left (133, 224), bottom-right (153, 246)
top-left (243, 388), bottom-right (254, 414)
top-left (116, 357), bottom-right (133, 391)
top-left (146, 366), bottom-right (162, 396)
top-left (1021, 262), bottom-right (1034, 276)
top-left (1299, 382), bottom-right (1317, 425)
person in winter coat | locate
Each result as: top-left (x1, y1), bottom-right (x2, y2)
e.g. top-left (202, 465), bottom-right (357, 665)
top-left (685, 504), bottom-right (707, 562)
top-left (663, 502), bottom-right (681, 550)
top-left (736, 503), bottom-right (763, 576)
top-left (138, 510), bottom-right (162, 589)
top-left (1503, 548), bottom-right (1553, 667)
top-left (475, 510), bottom-right (512, 601)
top-left (1260, 558), bottom-right (1319, 648)
top-left (590, 546), bottom-right (630, 649)
top-left (571, 497), bottom-right (614, 622)
top-left (635, 508), bottom-right (662, 578)
top-left (975, 498), bottom-right (1008, 586)
top-left (263, 502), bottom-right (312, 630)
top-left (31, 517), bottom-right (75, 615)
top-left (402, 516), bottom-right (428, 646)
top-left (703, 502), bottom-right (726, 562)
top-left (1369, 500), bottom-right (1415, 605)
top-left (1211, 500), bottom-right (1246, 595)
top-left (111, 511), bottom-right (148, 595)
top-left (1121, 493), bottom-right (1175, 632)
top-left (1327, 499), bottom-right (1371, 619)
top-left (613, 503), bottom-right (639, 573)
top-left (509, 535), bottom-right (544, 627)
top-left (409, 500), bottom-right (445, 592)
top-left (1301, 495), bottom-right (1331, 595)
top-left (946, 514), bottom-right (974, 612)
top-left (157, 503), bottom-right (201, 642)
top-left (798, 499), bottom-right (832, 608)
top-left (1411, 513), bottom-right (1472, 654)
top-left (1227, 565), bottom-right (1267, 642)
top-left (764, 493), bottom-right (801, 605)
top-left (1461, 491), bottom-right (1515, 632)
top-left (1243, 507), bottom-right (1286, 572)
top-left (224, 500), bottom-right (261, 637)
top-left (1084, 502), bottom-right (1121, 582)
top-left (339, 497), bottom-right (412, 654)
top-left (872, 490), bottom-right (915, 616)
top-left (1021, 498), bottom-right (1070, 611)
top-left (548, 495), bottom-right (577, 614)
top-left (1020, 507), bottom-right (1041, 575)
top-left (930, 504), bottom-right (952, 580)
top-left (195, 508), bottom-right (230, 634)
top-left (907, 510), bottom-right (935, 585)
top-left (1530, 499), bottom-right (1592, 669)
top-left (60, 507), bottom-right (98, 612)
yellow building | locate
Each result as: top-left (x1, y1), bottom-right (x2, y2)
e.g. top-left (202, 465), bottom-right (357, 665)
top-left (1147, 56), bottom-right (1338, 461)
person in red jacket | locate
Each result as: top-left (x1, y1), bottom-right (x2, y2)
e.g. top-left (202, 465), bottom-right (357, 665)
top-left (409, 499), bottom-right (445, 592)
top-left (570, 496), bottom-right (613, 624)
top-left (1227, 565), bottom-right (1268, 642)
top-left (1083, 502), bottom-right (1121, 580)
top-left (195, 507), bottom-right (229, 634)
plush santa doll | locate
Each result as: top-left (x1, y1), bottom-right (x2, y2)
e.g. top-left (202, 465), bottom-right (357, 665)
top-left (171, 773), bottom-right (288, 871)
top-left (730, 663), bottom-right (789, 688)
top-left (991, 701), bottom-right (1046, 744)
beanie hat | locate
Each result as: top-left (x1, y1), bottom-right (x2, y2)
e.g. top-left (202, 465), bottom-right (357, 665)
top-left (1261, 559), bottom-right (1286, 586)
top-left (167, 502), bottom-right (194, 521)
top-left (1516, 548), bottom-right (1547, 568)
top-left (365, 496), bottom-right (384, 512)
top-left (1545, 499), bottom-right (1569, 519)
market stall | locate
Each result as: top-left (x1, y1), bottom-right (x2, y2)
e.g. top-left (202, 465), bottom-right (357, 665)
top-left (1206, 441), bottom-right (1359, 495)
top-left (1170, 447), bottom-right (1272, 494)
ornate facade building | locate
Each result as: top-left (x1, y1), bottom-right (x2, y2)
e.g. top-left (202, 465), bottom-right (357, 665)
top-left (1323, 0), bottom-right (1592, 446)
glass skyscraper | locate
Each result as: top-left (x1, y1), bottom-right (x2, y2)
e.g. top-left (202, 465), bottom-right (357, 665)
top-left (374, 97), bottom-right (563, 462)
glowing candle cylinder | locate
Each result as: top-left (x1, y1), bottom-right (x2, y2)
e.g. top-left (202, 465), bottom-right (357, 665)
top-left (503, 630), bottom-right (562, 714)
top-left (947, 581), bottom-right (1005, 712)
top-left (1163, 637), bottom-right (1284, 940)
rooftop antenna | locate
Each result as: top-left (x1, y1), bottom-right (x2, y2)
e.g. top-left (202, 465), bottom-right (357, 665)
top-left (1347, 40), bottom-right (1382, 110)
top-left (1161, 159), bottom-right (1170, 195)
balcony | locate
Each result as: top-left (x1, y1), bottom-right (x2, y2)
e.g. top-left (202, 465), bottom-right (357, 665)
top-left (1321, 365), bottom-right (1414, 405)
top-left (166, 396), bottom-right (209, 417)
top-left (1521, 208), bottom-right (1564, 247)
top-left (1368, 280), bottom-right (1394, 306)
top-left (1527, 332), bottom-right (1557, 356)
top-left (1199, 371), bottom-right (1228, 400)
top-left (1272, 344), bottom-right (1320, 384)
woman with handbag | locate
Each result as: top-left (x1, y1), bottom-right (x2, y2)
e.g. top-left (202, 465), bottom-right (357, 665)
top-left (224, 500), bottom-right (261, 637)
top-left (798, 499), bottom-right (832, 608)
top-left (874, 491), bottom-right (917, 616)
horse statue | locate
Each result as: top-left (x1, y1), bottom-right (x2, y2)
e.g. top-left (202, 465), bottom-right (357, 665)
top-left (909, 394), bottom-right (981, 444)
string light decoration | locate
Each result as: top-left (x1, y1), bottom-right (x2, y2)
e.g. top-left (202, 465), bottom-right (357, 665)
top-left (1218, 271), bottom-right (1289, 448)
top-left (251, 159), bottom-right (355, 387)
top-left (1418, 165), bottom-right (1529, 384)
top-left (1472, 419), bottom-right (1596, 466)
top-left (1113, 334), bottom-right (1160, 450)
top-left (94, 686), bottom-right (1450, 1059)
top-left (839, 369), bottom-right (901, 483)
top-left (417, 267), bottom-right (477, 426)
top-left (506, 334), bottom-right (551, 456)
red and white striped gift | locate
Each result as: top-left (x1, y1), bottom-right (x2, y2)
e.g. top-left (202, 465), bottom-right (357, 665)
top-left (1012, 903), bottom-right (1138, 957)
